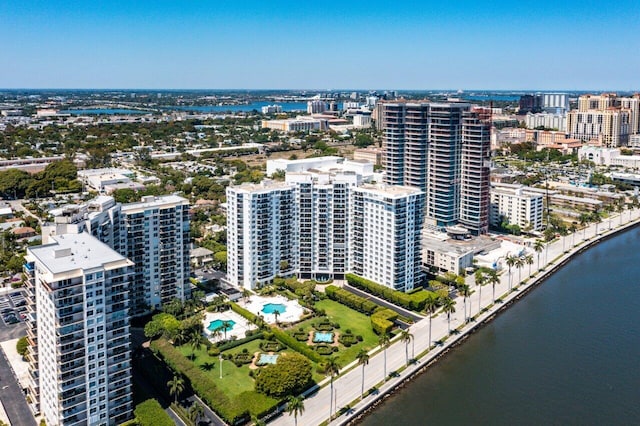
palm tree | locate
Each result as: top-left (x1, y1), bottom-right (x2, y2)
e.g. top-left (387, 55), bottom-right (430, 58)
top-left (568, 224), bottom-right (578, 247)
top-left (515, 256), bottom-right (525, 288)
top-left (190, 330), bottom-right (204, 360)
top-left (474, 269), bottom-right (486, 315)
top-left (167, 375), bottom-right (184, 405)
top-left (209, 327), bottom-right (222, 343)
top-left (188, 402), bottom-right (204, 425)
top-left (441, 296), bottom-right (456, 334)
top-left (525, 254), bottom-right (534, 277)
top-left (286, 395), bottom-right (305, 426)
top-left (221, 320), bottom-right (232, 341)
top-left (273, 309), bottom-right (281, 326)
top-left (592, 210), bottom-right (602, 236)
top-left (579, 213), bottom-right (590, 240)
top-left (459, 284), bottom-right (470, 323)
top-left (378, 333), bottom-right (391, 382)
top-left (242, 288), bottom-right (251, 304)
top-left (325, 356), bottom-right (341, 420)
top-left (425, 296), bottom-right (438, 350)
top-left (617, 201), bottom-right (625, 226)
top-left (533, 240), bottom-right (544, 271)
top-left (400, 330), bottom-right (413, 366)
top-left (505, 255), bottom-right (517, 290)
top-left (356, 349), bottom-right (370, 399)
top-left (485, 268), bottom-right (500, 302)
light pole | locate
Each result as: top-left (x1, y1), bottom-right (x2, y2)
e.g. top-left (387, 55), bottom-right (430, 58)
top-left (219, 354), bottom-right (223, 379)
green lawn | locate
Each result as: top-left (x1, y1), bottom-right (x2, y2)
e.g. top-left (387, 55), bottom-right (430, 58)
top-left (312, 299), bottom-right (378, 365)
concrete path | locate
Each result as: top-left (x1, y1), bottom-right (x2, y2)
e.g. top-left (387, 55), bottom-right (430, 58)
top-left (270, 208), bottom-right (640, 426)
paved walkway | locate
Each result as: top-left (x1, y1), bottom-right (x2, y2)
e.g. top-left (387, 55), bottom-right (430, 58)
top-left (270, 208), bottom-right (640, 426)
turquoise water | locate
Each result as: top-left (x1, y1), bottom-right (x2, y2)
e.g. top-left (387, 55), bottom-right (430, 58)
top-left (262, 303), bottom-right (287, 314)
top-left (313, 332), bottom-right (334, 343)
top-left (257, 354), bottom-right (279, 365)
top-left (361, 227), bottom-right (640, 425)
top-left (207, 319), bottom-right (235, 332)
top-left (59, 108), bottom-right (151, 115)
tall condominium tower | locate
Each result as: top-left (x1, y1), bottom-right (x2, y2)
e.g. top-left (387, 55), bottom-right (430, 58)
top-left (226, 181), bottom-right (297, 290)
top-left (227, 157), bottom-right (425, 291)
top-left (381, 102), bottom-right (491, 235)
top-left (350, 184), bottom-right (424, 292)
top-left (122, 195), bottom-right (190, 314)
top-left (25, 233), bottom-right (134, 425)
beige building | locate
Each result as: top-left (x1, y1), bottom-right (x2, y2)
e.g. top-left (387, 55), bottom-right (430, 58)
top-left (353, 147), bottom-right (383, 166)
top-left (567, 93), bottom-right (639, 147)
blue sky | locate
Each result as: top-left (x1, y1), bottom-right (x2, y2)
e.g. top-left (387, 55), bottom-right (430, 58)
top-left (1, 0), bottom-right (639, 90)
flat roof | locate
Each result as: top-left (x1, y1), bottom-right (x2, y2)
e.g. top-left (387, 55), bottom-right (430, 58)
top-left (121, 194), bottom-right (188, 212)
top-left (28, 233), bottom-right (131, 275)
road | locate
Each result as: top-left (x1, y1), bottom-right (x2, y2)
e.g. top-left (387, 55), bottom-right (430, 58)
top-left (6, 200), bottom-right (41, 222)
top-left (270, 208), bottom-right (639, 426)
top-left (342, 284), bottom-right (423, 322)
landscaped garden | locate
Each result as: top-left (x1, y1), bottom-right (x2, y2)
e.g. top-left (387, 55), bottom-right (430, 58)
top-left (141, 274), bottom-right (452, 424)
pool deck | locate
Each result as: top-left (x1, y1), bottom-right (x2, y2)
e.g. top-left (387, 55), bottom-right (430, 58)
top-left (202, 310), bottom-right (254, 342)
top-left (240, 294), bottom-right (307, 324)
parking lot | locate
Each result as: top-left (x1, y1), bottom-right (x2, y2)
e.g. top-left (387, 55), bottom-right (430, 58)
top-left (1, 289), bottom-right (27, 328)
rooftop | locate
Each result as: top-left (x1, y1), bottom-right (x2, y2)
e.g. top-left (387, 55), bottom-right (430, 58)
top-left (28, 233), bottom-right (132, 275)
top-left (121, 194), bottom-right (188, 212)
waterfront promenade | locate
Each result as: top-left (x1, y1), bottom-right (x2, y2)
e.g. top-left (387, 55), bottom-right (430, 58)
top-left (270, 207), bottom-right (640, 426)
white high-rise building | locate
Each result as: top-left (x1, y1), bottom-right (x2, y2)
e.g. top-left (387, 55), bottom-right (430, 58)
top-left (122, 195), bottom-right (190, 314)
top-left (227, 161), bottom-right (424, 291)
top-left (307, 100), bottom-right (327, 114)
top-left (226, 181), bottom-right (297, 290)
top-left (350, 184), bottom-right (424, 291)
top-left (25, 233), bottom-right (134, 425)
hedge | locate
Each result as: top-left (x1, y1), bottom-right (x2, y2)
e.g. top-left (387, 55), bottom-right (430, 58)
top-left (271, 328), bottom-right (323, 363)
top-left (217, 331), bottom-right (264, 352)
top-left (346, 273), bottom-right (435, 311)
top-left (371, 308), bottom-right (398, 335)
top-left (150, 338), bottom-right (277, 424)
top-left (230, 302), bottom-right (258, 323)
top-left (134, 399), bottom-right (174, 426)
top-left (274, 277), bottom-right (316, 295)
top-left (325, 285), bottom-right (378, 315)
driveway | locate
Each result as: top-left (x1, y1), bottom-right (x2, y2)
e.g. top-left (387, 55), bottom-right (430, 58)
top-left (0, 347), bottom-right (36, 426)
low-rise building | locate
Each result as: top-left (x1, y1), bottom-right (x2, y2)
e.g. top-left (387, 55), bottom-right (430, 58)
top-left (490, 184), bottom-right (544, 231)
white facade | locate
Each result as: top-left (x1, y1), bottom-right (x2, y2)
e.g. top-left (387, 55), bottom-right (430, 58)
top-left (122, 195), bottom-right (190, 314)
top-left (578, 146), bottom-right (640, 169)
top-left (25, 233), bottom-right (134, 425)
top-left (267, 156), bottom-right (374, 180)
top-left (525, 112), bottom-right (567, 131)
top-left (77, 168), bottom-right (134, 193)
top-left (353, 114), bottom-right (372, 128)
top-left (421, 234), bottom-right (475, 275)
top-left (226, 181), bottom-right (297, 290)
top-left (262, 116), bottom-right (328, 132)
top-left (307, 100), bottom-right (327, 114)
top-left (490, 184), bottom-right (544, 231)
top-left (227, 168), bottom-right (424, 291)
top-left (261, 104), bottom-right (283, 114)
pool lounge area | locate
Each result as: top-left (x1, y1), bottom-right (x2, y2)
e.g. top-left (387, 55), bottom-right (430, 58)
top-left (203, 311), bottom-right (252, 342)
top-left (241, 294), bottom-right (306, 324)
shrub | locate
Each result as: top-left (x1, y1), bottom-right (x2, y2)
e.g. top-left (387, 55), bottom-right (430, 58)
top-left (271, 328), bottom-right (323, 363)
top-left (216, 332), bottom-right (263, 352)
top-left (208, 347), bottom-right (220, 357)
top-left (134, 399), bottom-right (174, 426)
top-left (293, 332), bottom-right (308, 342)
top-left (325, 285), bottom-right (378, 315)
top-left (230, 302), bottom-right (258, 323)
top-left (371, 308), bottom-right (397, 335)
top-left (345, 273), bottom-right (435, 311)
top-left (16, 336), bottom-right (28, 357)
top-left (315, 344), bottom-right (333, 356)
top-left (254, 353), bottom-right (313, 397)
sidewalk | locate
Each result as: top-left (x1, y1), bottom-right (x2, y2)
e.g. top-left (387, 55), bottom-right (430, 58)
top-left (270, 208), bottom-right (640, 426)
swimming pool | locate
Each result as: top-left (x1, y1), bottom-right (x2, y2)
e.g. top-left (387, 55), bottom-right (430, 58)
top-left (207, 319), bottom-right (236, 332)
top-left (257, 353), bottom-right (279, 365)
top-left (262, 303), bottom-right (287, 314)
top-left (313, 331), bottom-right (334, 343)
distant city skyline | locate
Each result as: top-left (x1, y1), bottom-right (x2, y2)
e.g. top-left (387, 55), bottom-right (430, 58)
top-left (2, 0), bottom-right (639, 90)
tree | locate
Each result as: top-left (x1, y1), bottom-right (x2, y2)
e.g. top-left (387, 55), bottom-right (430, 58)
top-left (442, 296), bottom-right (456, 334)
top-left (568, 224), bottom-right (578, 247)
top-left (378, 333), bottom-right (390, 383)
top-left (16, 336), bottom-right (29, 357)
top-left (505, 255), bottom-right (517, 290)
top-left (286, 395), bottom-right (305, 426)
top-left (242, 288), bottom-right (251, 304)
top-left (425, 296), bottom-right (438, 350)
top-left (533, 240), bottom-right (545, 271)
top-left (167, 375), bottom-right (184, 404)
top-left (190, 331), bottom-right (204, 359)
top-left (273, 309), bottom-right (280, 326)
top-left (515, 256), bottom-right (525, 288)
top-left (400, 330), bottom-right (413, 366)
top-left (525, 254), bottom-right (534, 278)
top-left (579, 213), bottom-right (590, 240)
top-left (220, 321), bottom-right (232, 341)
top-left (188, 402), bottom-right (204, 425)
top-left (255, 353), bottom-right (313, 397)
top-left (356, 349), bottom-right (370, 399)
top-left (474, 269), bottom-right (486, 315)
top-left (324, 356), bottom-right (341, 419)
top-left (460, 284), bottom-right (470, 323)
